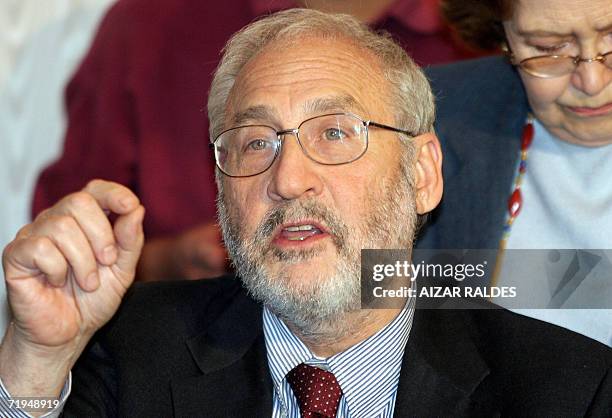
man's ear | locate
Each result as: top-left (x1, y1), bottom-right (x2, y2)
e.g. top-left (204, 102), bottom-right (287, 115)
top-left (413, 132), bottom-right (443, 214)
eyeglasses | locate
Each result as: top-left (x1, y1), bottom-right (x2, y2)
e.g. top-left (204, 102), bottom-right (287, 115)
top-left (211, 112), bottom-right (415, 177)
top-left (509, 50), bottom-right (612, 78)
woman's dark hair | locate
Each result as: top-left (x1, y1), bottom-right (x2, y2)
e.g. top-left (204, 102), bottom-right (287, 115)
top-left (440, 0), bottom-right (513, 52)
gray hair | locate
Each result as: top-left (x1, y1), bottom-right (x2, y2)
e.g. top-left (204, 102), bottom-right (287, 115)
top-left (207, 8), bottom-right (435, 142)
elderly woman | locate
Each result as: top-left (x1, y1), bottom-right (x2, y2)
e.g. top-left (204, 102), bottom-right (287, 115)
top-left (418, 0), bottom-right (612, 346)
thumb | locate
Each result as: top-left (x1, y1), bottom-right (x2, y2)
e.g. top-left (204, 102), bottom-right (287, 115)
top-left (113, 205), bottom-right (145, 278)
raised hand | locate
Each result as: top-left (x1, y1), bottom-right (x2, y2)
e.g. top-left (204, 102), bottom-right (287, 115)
top-left (0, 180), bottom-right (144, 399)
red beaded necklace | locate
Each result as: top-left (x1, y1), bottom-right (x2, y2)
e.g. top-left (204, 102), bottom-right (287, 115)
top-left (501, 115), bottom-right (535, 245)
top-left (491, 115), bottom-right (534, 285)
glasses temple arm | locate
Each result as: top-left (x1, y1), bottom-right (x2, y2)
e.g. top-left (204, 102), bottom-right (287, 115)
top-left (368, 121), bottom-right (417, 138)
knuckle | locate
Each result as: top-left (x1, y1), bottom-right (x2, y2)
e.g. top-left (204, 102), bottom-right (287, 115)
top-left (30, 236), bottom-right (54, 256)
top-left (52, 215), bottom-right (78, 235)
top-left (67, 191), bottom-right (95, 210)
top-left (2, 239), bottom-right (16, 263)
top-left (32, 207), bottom-right (55, 225)
top-left (36, 207), bottom-right (51, 220)
top-left (85, 178), bottom-right (103, 191)
top-left (15, 223), bottom-right (33, 239)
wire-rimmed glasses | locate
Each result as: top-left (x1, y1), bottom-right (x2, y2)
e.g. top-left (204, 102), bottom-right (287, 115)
top-left (509, 50), bottom-right (612, 78)
top-left (211, 112), bottom-right (415, 177)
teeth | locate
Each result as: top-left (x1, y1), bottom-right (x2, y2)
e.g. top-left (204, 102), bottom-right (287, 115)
top-left (287, 236), bottom-right (307, 241)
top-left (285, 225), bottom-right (315, 232)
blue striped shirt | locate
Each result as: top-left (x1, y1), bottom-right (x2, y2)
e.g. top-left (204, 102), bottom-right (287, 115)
top-left (264, 297), bottom-right (415, 418)
top-left (0, 373), bottom-right (71, 418)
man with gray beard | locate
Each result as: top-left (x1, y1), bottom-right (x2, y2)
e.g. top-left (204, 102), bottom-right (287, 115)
top-left (0, 9), bottom-right (611, 418)
top-left (218, 149), bottom-right (416, 340)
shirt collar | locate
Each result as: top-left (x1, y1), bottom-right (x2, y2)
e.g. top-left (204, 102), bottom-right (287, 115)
top-left (248, 0), bottom-right (441, 34)
top-left (263, 295), bottom-right (415, 416)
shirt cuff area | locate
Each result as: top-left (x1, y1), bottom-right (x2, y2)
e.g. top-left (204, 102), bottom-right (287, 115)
top-left (0, 373), bottom-right (71, 418)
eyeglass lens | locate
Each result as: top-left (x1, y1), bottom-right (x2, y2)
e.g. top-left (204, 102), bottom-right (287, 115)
top-left (214, 114), bottom-right (368, 177)
top-left (520, 51), bottom-right (612, 78)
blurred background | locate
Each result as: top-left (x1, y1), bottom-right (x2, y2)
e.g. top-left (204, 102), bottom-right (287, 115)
top-left (1, 0), bottom-right (115, 330)
top-left (0, 0), bottom-right (478, 333)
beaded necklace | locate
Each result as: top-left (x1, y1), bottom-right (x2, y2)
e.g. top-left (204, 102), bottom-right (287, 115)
top-left (491, 115), bottom-right (535, 285)
top-left (501, 114), bottom-right (535, 244)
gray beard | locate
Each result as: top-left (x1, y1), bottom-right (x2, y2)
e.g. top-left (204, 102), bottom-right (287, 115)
top-left (217, 152), bottom-right (417, 342)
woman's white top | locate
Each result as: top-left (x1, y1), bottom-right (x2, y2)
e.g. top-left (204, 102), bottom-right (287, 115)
top-left (499, 118), bottom-right (612, 347)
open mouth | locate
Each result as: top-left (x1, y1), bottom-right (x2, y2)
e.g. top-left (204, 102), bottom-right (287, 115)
top-left (273, 221), bottom-right (329, 245)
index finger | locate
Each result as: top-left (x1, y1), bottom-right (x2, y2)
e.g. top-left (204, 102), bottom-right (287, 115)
top-left (83, 179), bottom-right (140, 215)
top-left (45, 180), bottom-right (140, 266)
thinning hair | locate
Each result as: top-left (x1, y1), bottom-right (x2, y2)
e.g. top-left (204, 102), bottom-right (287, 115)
top-left (207, 8), bottom-right (435, 143)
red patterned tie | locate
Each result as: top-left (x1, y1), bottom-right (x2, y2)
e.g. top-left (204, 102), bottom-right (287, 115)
top-left (286, 363), bottom-right (343, 418)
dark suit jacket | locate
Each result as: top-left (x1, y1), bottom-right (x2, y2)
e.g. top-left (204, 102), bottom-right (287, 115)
top-left (64, 276), bottom-right (612, 417)
top-left (419, 56), bottom-right (529, 250)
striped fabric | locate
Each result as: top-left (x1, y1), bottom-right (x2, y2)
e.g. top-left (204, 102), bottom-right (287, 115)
top-left (0, 373), bottom-right (71, 418)
top-left (264, 297), bottom-right (415, 418)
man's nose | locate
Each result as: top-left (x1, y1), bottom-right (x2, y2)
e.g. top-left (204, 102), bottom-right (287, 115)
top-left (266, 133), bottom-right (323, 201)
top-left (571, 59), bottom-right (612, 96)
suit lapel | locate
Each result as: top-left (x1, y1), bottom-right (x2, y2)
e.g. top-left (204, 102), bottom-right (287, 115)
top-left (393, 307), bottom-right (493, 417)
top-left (170, 291), bottom-right (273, 417)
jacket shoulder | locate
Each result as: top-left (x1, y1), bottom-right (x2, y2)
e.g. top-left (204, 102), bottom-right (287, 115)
top-left (411, 305), bottom-right (612, 414)
top-left (468, 308), bottom-right (612, 411)
top-left (426, 56), bottom-right (516, 86)
top-left (425, 56), bottom-right (527, 123)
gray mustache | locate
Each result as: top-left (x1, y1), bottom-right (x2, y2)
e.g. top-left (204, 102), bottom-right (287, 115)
top-left (254, 200), bottom-right (350, 251)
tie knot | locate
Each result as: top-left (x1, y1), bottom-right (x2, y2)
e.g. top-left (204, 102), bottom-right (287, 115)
top-left (286, 363), bottom-right (343, 418)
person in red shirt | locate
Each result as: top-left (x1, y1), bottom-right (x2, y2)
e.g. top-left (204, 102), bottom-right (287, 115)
top-left (32, 0), bottom-right (477, 281)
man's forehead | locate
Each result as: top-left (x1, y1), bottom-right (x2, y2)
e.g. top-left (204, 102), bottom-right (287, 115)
top-left (225, 36), bottom-right (389, 127)
top-left (229, 95), bottom-right (369, 126)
